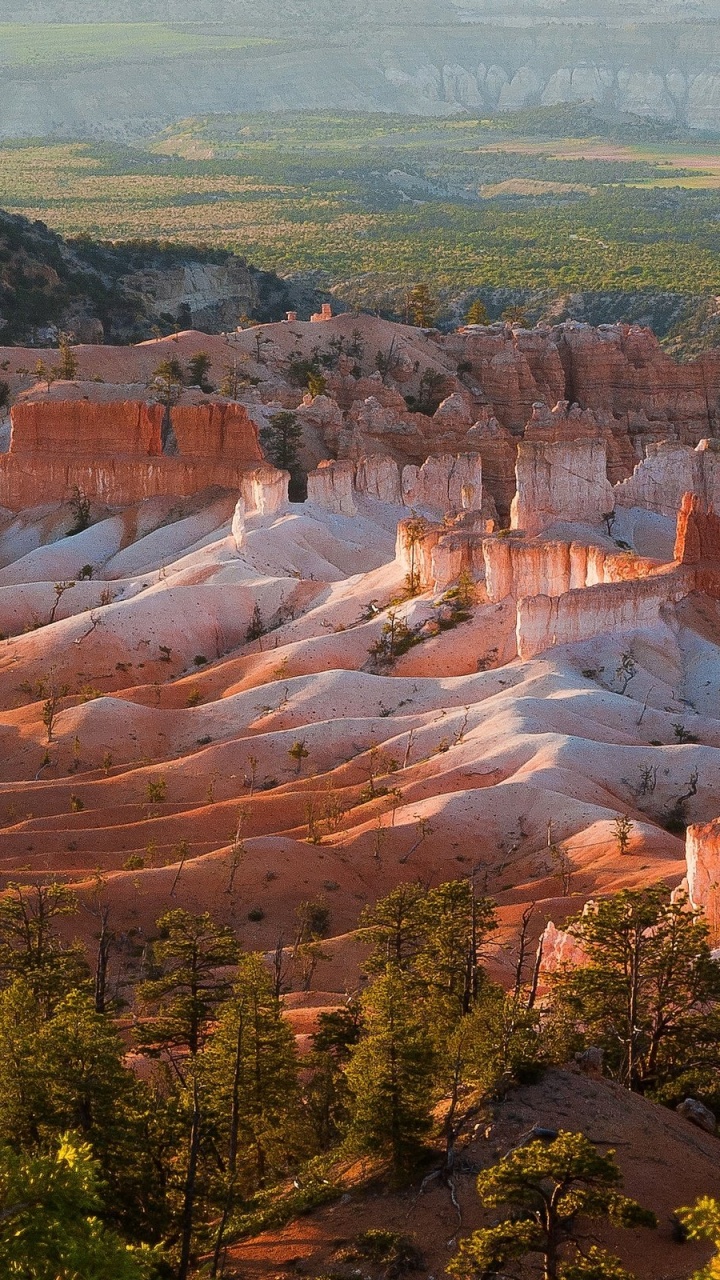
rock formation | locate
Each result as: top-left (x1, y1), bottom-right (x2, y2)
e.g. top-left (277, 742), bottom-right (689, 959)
top-left (306, 452), bottom-right (482, 522)
top-left (401, 453), bottom-right (482, 518)
top-left (686, 820), bottom-right (720, 946)
top-left (307, 459), bottom-right (357, 516)
top-left (516, 570), bottom-right (691, 661)
top-left (511, 438), bottom-right (615, 537)
top-left (616, 441), bottom-right (720, 521)
top-left (0, 391), bottom-right (264, 509)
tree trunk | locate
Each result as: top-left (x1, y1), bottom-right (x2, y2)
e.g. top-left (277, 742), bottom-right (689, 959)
top-left (94, 906), bottom-right (111, 1014)
top-left (177, 1077), bottom-right (201, 1280)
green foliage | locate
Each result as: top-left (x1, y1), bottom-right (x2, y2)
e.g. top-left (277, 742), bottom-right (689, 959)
top-left (305, 1001), bottom-right (362, 1148)
top-left (359, 879), bottom-right (497, 1022)
top-left (289, 738), bottom-right (310, 773)
top-left (367, 609), bottom-right (422, 667)
top-left (5, 122), bottom-right (720, 348)
top-left (676, 1197), bottom-right (720, 1280)
top-left (547, 886), bottom-right (720, 1093)
top-left (0, 981), bottom-right (172, 1244)
top-left (408, 283), bottom-right (437, 328)
top-left (55, 334), bottom-right (78, 380)
top-left (144, 777), bottom-right (166, 803)
top-left (186, 351), bottom-right (213, 391)
top-left (449, 1131), bottom-right (655, 1280)
top-left (465, 300), bottom-right (489, 325)
top-left (340, 1228), bottom-right (423, 1274)
top-left (0, 1135), bottom-right (153, 1279)
top-left (0, 883), bottom-right (88, 1015)
top-left (151, 358), bottom-right (183, 405)
top-left (67, 485), bottom-right (91, 536)
top-left (260, 410), bottom-right (304, 498)
top-left (200, 953), bottom-right (301, 1199)
top-left (137, 908), bottom-right (240, 1057)
top-left (344, 968), bottom-right (436, 1174)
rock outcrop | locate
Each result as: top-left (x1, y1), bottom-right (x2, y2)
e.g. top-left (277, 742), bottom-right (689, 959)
top-left (0, 393), bottom-right (264, 509)
top-left (483, 537), bottom-right (661, 605)
top-left (516, 569), bottom-right (691, 660)
top-left (240, 464), bottom-right (290, 517)
top-left (307, 459), bottom-right (357, 516)
top-left (615, 441), bottom-right (720, 521)
top-left (686, 819), bottom-right (720, 946)
top-left (306, 452), bottom-right (482, 522)
top-left (511, 438), bottom-right (615, 537)
top-left (401, 453), bottom-right (482, 518)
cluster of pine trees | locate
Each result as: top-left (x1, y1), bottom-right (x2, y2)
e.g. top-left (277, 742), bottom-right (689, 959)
top-left (2, 877), bottom-right (720, 1279)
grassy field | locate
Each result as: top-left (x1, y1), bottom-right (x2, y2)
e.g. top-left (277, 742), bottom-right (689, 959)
top-left (0, 23), bottom-right (275, 69)
top-left (2, 114), bottom-right (720, 312)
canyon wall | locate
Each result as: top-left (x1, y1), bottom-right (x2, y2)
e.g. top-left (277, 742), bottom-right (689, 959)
top-left (511, 438), bottom-right (614, 537)
top-left (615, 441), bottom-right (720, 520)
top-left (686, 820), bottom-right (720, 947)
top-left (483, 537), bottom-right (661, 604)
top-left (307, 453), bottom-right (483, 521)
top-left (0, 395), bottom-right (263, 509)
top-left (516, 567), bottom-right (692, 660)
top-left (5, 8), bottom-right (720, 136)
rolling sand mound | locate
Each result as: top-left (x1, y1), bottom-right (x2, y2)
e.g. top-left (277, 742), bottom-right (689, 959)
top-left (1, 485), bottom-right (716, 985)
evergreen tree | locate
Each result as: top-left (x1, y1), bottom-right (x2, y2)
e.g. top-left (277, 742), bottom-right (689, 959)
top-left (55, 333), bottom-right (79, 380)
top-left (408, 283), bottom-right (437, 328)
top-left (201, 953), bottom-right (300, 1201)
top-left (449, 1131), bottom-right (656, 1280)
top-left (0, 982), bottom-right (173, 1244)
top-left (677, 1197), bottom-right (720, 1279)
top-left (306, 999), bottom-right (362, 1149)
top-left (198, 957), bottom-right (299, 1274)
top-left (358, 881), bottom-right (429, 975)
top-left (414, 880), bottom-right (497, 1023)
top-left (150, 358), bottom-right (184, 450)
top-left (438, 984), bottom-right (544, 1177)
top-left (548, 886), bottom-right (720, 1093)
top-left (344, 969), bottom-right (436, 1174)
top-left (260, 410), bottom-right (304, 498)
top-left (186, 352), bottom-right (213, 392)
top-left (359, 879), bottom-right (496, 1021)
top-left (0, 882), bottom-right (89, 1015)
top-left (501, 305), bottom-right (530, 325)
top-left (0, 1136), bottom-right (153, 1279)
top-left (137, 909), bottom-right (240, 1060)
top-left (465, 300), bottom-right (489, 325)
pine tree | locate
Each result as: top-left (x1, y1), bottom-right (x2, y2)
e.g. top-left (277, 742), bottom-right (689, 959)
top-left (306, 1000), bottom-right (362, 1149)
top-left (449, 1131), bottom-right (656, 1280)
top-left (408, 283), bottom-right (437, 328)
top-left (0, 1136), bottom-right (152, 1279)
top-left (150, 358), bottom-right (184, 450)
top-left (548, 886), bottom-right (720, 1093)
top-left (358, 881), bottom-right (428, 974)
top-left (438, 984), bottom-right (544, 1178)
top-left (344, 968), bottom-right (436, 1174)
top-left (359, 879), bottom-right (496, 1022)
top-left (200, 954), bottom-right (301, 1273)
top-left (414, 880), bottom-right (497, 1023)
top-left (55, 334), bottom-right (79, 381)
top-left (260, 410), bottom-right (304, 497)
top-left (0, 981), bottom-right (173, 1245)
top-left (677, 1197), bottom-right (720, 1279)
top-left (465, 300), bottom-right (489, 325)
top-left (202, 953), bottom-right (300, 1193)
top-left (0, 882), bottom-right (89, 1016)
top-left (137, 909), bottom-right (240, 1059)
top-left (187, 352), bottom-right (213, 392)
